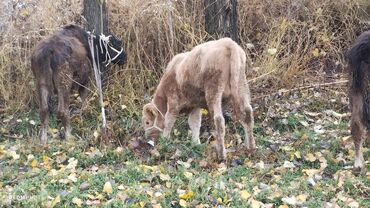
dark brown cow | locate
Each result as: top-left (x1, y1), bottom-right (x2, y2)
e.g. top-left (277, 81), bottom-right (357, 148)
top-left (347, 30), bottom-right (370, 171)
top-left (31, 25), bottom-right (127, 144)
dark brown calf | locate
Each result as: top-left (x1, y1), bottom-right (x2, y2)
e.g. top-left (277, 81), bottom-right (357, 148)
top-left (347, 30), bottom-right (370, 171)
top-left (31, 25), bottom-right (127, 144)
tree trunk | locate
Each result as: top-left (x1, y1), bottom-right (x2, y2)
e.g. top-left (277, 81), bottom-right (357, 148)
top-left (82, 0), bottom-right (109, 142)
top-left (83, 0), bottom-right (108, 34)
top-left (204, 0), bottom-right (238, 42)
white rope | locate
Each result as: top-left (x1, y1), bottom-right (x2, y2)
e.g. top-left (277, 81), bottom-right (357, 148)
top-left (151, 101), bottom-right (165, 118)
top-left (88, 33), bottom-right (107, 129)
top-left (99, 34), bottom-right (124, 67)
top-left (145, 101), bottom-right (165, 132)
top-left (146, 124), bottom-right (163, 132)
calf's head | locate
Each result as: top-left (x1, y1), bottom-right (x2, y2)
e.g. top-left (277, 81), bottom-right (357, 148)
top-left (142, 103), bottom-right (164, 140)
top-left (99, 33), bottom-right (127, 66)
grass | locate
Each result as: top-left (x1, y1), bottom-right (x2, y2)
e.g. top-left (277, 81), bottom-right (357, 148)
top-left (0, 0), bottom-right (369, 207)
top-left (1, 87), bottom-right (369, 208)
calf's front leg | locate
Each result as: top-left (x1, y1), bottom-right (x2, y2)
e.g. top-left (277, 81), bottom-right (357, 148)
top-left (163, 110), bottom-right (178, 138)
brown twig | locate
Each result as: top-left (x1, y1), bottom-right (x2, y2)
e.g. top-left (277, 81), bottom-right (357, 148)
top-left (252, 80), bottom-right (349, 101)
top-left (4, 134), bottom-right (24, 139)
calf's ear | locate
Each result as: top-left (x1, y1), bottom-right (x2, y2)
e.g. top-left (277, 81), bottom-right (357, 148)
top-left (143, 103), bottom-right (158, 119)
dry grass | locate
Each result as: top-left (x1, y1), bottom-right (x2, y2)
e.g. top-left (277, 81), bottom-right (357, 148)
top-left (0, 0), bottom-right (369, 140)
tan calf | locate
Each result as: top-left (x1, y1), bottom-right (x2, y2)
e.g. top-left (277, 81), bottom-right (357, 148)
top-left (142, 38), bottom-right (255, 161)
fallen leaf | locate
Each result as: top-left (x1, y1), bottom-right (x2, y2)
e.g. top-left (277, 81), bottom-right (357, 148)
top-left (282, 196), bottom-right (297, 205)
top-left (159, 173), bottom-right (171, 181)
top-left (282, 161), bottom-right (296, 168)
top-left (68, 173), bottom-right (77, 182)
top-left (79, 182), bottom-right (90, 190)
top-left (305, 153), bottom-right (317, 162)
top-left (184, 171), bottom-right (193, 179)
top-left (250, 199), bottom-right (262, 208)
top-left (103, 181), bottom-right (113, 194)
top-left (10, 151), bottom-right (20, 160)
top-left (179, 199), bottom-right (187, 207)
top-left (240, 190), bottom-right (251, 200)
top-left (179, 191), bottom-right (194, 200)
top-left (72, 197), bottom-right (82, 207)
top-left (312, 48), bottom-right (320, 57)
top-left (85, 200), bottom-right (100, 205)
top-left (297, 194), bottom-right (308, 202)
top-left (201, 108), bottom-right (208, 115)
top-left (31, 159), bottom-right (37, 168)
top-left (49, 195), bottom-right (61, 208)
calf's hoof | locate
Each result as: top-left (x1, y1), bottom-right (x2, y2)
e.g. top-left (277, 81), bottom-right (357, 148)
top-left (246, 147), bottom-right (256, 156)
top-left (353, 159), bottom-right (365, 175)
top-left (216, 148), bottom-right (226, 163)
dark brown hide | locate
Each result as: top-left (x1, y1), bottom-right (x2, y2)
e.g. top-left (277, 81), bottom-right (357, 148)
top-left (31, 25), bottom-right (127, 144)
top-left (346, 30), bottom-right (370, 171)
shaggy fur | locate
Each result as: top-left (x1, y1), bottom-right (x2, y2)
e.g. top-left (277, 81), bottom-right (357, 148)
top-left (31, 24), bottom-right (127, 144)
top-left (347, 30), bottom-right (370, 171)
top-left (142, 38), bottom-right (254, 161)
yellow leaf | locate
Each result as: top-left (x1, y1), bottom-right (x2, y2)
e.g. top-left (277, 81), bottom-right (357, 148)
top-left (50, 128), bottom-right (58, 134)
top-left (103, 181), bottom-right (113, 194)
top-left (179, 191), bottom-right (194, 200)
top-left (179, 199), bottom-right (187, 207)
top-left (279, 205), bottom-right (289, 208)
top-left (50, 195), bottom-right (61, 208)
top-left (201, 108), bottom-right (208, 115)
top-left (244, 160), bottom-right (253, 167)
top-left (297, 194), bottom-right (308, 202)
top-left (294, 151), bottom-right (301, 159)
top-left (72, 197), bottom-right (83, 207)
top-left (117, 185), bottom-right (125, 190)
top-left (305, 153), bottom-right (317, 162)
top-left (43, 155), bottom-right (49, 163)
top-left (348, 149), bottom-right (355, 158)
top-left (239, 190), bottom-right (251, 200)
top-left (31, 159), bottom-right (37, 168)
top-left (217, 197), bottom-right (223, 204)
top-left (139, 201), bottom-right (145, 207)
top-left (312, 48), bottom-right (319, 57)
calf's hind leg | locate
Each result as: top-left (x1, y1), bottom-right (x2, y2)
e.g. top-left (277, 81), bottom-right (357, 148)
top-left (240, 103), bottom-right (255, 151)
top-left (57, 87), bottom-right (72, 140)
top-left (350, 94), bottom-right (366, 171)
top-left (55, 68), bottom-right (73, 140)
top-left (351, 120), bottom-right (365, 170)
top-left (38, 85), bottom-right (50, 145)
top-left (206, 91), bottom-right (226, 162)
